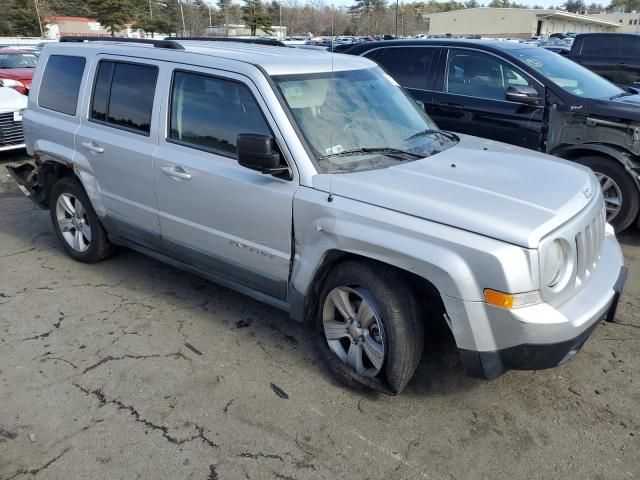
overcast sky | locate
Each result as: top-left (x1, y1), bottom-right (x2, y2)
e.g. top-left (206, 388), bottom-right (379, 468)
top-left (324, 0), bottom-right (570, 8)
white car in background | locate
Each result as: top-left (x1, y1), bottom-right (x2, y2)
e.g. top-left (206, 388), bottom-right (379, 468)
top-left (0, 86), bottom-right (27, 152)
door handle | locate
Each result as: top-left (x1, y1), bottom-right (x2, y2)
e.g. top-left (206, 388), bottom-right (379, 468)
top-left (81, 142), bottom-right (104, 154)
top-left (440, 102), bottom-right (464, 110)
top-left (161, 165), bottom-right (192, 180)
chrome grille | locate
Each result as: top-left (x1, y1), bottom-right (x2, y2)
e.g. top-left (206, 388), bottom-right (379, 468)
top-left (0, 112), bottom-right (25, 146)
top-left (575, 204), bottom-right (606, 282)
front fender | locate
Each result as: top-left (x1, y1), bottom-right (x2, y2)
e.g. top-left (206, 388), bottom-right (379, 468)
top-left (290, 187), bottom-right (538, 320)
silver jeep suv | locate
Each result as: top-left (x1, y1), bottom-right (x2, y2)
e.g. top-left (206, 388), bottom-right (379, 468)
top-left (8, 38), bottom-right (626, 394)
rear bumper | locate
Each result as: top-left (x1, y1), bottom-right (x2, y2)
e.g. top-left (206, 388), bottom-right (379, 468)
top-left (458, 265), bottom-right (627, 380)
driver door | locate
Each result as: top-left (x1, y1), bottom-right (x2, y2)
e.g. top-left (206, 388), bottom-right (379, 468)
top-left (429, 48), bottom-right (545, 151)
top-left (153, 66), bottom-right (297, 300)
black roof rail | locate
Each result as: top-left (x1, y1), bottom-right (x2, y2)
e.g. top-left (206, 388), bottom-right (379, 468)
top-left (168, 36), bottom-right (285, 47)
top-left (59, 36), bottom-right (185, 50)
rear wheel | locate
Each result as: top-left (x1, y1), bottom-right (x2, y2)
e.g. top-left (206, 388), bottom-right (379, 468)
top-left (316, 260), bottom-right (424, 395)
top-left (574, 156), bottom-right (639, 232)
top-left (50, 177), bottom-right (114, 263)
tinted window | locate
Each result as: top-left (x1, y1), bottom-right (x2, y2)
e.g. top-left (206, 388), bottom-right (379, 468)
top-left (374, 47), bottom-right (434, 90)
top-left (0, 52), bottom-right (37, 68)
top-left (444, 49), bottom-right (540, 101)
top-left (580, 35), bottom-right (620, 56)
top-left (90, 61), bottom-right (115, 122)
top-left (89, 61), bottom-right (157, 134)
top-left (38, 55), bottom-right (85, 115)
top-left (169, 71), bottom-right (271, 158)
top-left (620, 35), bottom-right (640, 57)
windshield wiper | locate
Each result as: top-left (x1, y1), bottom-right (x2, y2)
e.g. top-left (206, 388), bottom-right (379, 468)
top-left (609, 91), bottom-right (633, 99)
top-left (319, 147), bottom-right (424, 161)
top-left (404, 129), bottom-right (457, 142)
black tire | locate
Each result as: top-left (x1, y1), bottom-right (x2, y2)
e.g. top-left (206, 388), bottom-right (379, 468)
top-left (49, 177), bottom-right (114, 263)
top-left (316, 260), bottom-right (424, 395)
top-left (574, 156), bottom-right (639, 232)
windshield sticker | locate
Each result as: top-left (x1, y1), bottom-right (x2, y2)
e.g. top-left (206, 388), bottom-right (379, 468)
top-left (525, 58), bottom-right (543, 69)
top-left (325, 144), bottom-right (344, 155)
top-left (283, 86), bottom-right (303, 99)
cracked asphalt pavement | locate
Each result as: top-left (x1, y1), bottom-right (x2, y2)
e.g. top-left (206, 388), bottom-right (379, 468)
top-left (1, 151), bottom-right (639, 480)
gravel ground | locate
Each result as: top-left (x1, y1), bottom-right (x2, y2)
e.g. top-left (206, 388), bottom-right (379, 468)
top-left (0, 150), bottom-right (639, 480)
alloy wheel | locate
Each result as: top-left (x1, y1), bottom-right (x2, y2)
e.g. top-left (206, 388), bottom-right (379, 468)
top-left (322, 286), bottom-right (386, 377)
top-left (55, 193), bottom-right (92, 253)
top-left (596, 172), bottom-right (622, 222)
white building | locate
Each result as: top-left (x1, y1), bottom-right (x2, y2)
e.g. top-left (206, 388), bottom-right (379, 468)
top-left (423, 8), bottom-right (620, 39)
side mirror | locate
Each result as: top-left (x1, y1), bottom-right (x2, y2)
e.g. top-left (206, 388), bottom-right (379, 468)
top-left (237, 134), bottom-right (290, 177)
top-left (505, 85), bottom-right (541, 106)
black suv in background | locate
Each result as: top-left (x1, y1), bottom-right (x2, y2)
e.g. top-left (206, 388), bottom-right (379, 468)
top-left (343, 39), bottom-right (640, 231)
top-left (568, 33), bottom-right (640, 89)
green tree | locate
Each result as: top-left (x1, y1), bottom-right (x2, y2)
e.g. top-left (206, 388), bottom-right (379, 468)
top-left (562, 0), bottom-right (586, 11)
top-left (464, 0), bottom-right (480, 7)
top-left (89, 0), bottom-right (135, 36)
top-left (241, 0), bottom-right (272, 35)
top-left (7, 0), bottom-right (42, 36)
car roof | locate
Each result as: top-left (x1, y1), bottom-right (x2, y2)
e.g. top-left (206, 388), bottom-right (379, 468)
top-left (0, 48), bottom-right (33, 54)
top-left (343, 39), bottom-right (539, 55)
top-left (47, 40), bottom-right (374, 76)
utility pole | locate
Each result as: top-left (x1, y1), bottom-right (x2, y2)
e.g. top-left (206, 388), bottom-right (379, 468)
top-left (148, 0), bottom-right (153, 17)
top-left (33, 0), bottom-right (44, 38)
top-left (178, 0), bottom-right (186, 35)
top-left (279, 2), bottom-right (282, 40)
top-left (208, 1), bottom-right (212, 28)
top-left (395, 0), bottom-right (399, 38)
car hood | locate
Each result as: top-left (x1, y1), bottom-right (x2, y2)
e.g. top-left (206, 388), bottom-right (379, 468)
top-left (0, 86), bottom-right (28, 112)
top-left (312, 134), bottom-right (597, 248)
top-left (587, 94), bottom-right (640, 122)
top-left (0, 68), bottom-right (34, 81)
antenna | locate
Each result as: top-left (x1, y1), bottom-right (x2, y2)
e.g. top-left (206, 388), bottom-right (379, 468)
top-left (327, 4), bottom-right (335, 203)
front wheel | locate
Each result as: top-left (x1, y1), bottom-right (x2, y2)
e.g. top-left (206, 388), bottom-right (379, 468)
top-left (574, 156), bottom-right (639, 232)
top-left (316, 261), bottom-right (424, 395)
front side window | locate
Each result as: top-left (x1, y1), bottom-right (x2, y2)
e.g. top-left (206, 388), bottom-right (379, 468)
top-left (168, 71), bottom-right (271, 158)
top-left (272, 67), bottom-right (457, 174)
top-left (444, 49), bottom-right (540, 101)
top-left (374, 47), bottom-right (435, 90)
top-left (512, 47), bottom-right (625, 99)
top-left (38, 55), bottom-right (85, 116)
top-left (90, 61), bottom-right (158, 134)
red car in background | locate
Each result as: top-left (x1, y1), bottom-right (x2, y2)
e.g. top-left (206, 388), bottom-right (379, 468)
top-left (0, 49), bottom-right (38, 95)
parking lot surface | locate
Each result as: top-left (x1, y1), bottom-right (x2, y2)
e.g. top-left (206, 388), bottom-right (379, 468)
top-left (1, 151), bottom-right (639, 480)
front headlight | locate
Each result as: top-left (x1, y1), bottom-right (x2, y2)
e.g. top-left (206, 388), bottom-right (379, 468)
top-left (543, 239), bottom-right (569, 289)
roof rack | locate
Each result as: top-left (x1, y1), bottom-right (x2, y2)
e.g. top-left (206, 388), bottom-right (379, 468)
top-left (60, 36), bottom-right (185, 50)
top-left (168, 37), bottom-right (285, 47)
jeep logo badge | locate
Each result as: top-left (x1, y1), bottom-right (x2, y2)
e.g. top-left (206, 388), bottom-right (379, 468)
top-left (582, 187), bottom-right (593, 199)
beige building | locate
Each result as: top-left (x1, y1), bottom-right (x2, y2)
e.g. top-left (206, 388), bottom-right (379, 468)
top-left (423, 8), bottom-right (619, 39)
top-left (589, 12), bottom-right (640, 33)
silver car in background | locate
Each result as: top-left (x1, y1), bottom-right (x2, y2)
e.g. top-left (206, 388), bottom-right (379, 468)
top-left (8, 38), bottom-right (626, 394)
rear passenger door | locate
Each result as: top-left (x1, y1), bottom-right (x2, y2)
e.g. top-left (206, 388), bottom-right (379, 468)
top-left (153, 66), bottom-right (297, 300)
top-left (430, 48), bottom-right (544, 151)
top-left (76, 57), bottom-right (164, 250)
top-left (363, 46), bottom-right (439, 108)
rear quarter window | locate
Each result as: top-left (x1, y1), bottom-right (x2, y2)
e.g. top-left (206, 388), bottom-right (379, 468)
top-left (38, 55), bottom-right (86, 115)
top-left (371, 47), bottom-right (435, 90)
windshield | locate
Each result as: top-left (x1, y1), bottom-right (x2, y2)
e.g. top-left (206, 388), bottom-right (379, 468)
top-left (272, 67), bottom-right (458, 173)
top-left (513, 47), bottom-right (624, 99)
top-left (0, 53), bottom-right (37, 69)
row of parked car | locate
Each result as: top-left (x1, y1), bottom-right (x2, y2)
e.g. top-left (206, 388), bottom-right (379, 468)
top-left (339, 34), bottom-right (640, 232)
top-left (4, 36), bottom-right (627, 394)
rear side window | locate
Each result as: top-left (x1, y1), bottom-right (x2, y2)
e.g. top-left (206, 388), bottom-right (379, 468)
top-left (620, 35), bottom-right (640, 57)
top-left (373, 47), bottom-right (434, 90)
top-left (38, 55), bottom-right (86, 115)
top-left (168, 71), bottom-right (271, 158)
top-left (579, 35), bottom-right (620, 56)
top-left (90, 61), bottom-right (158, 134)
